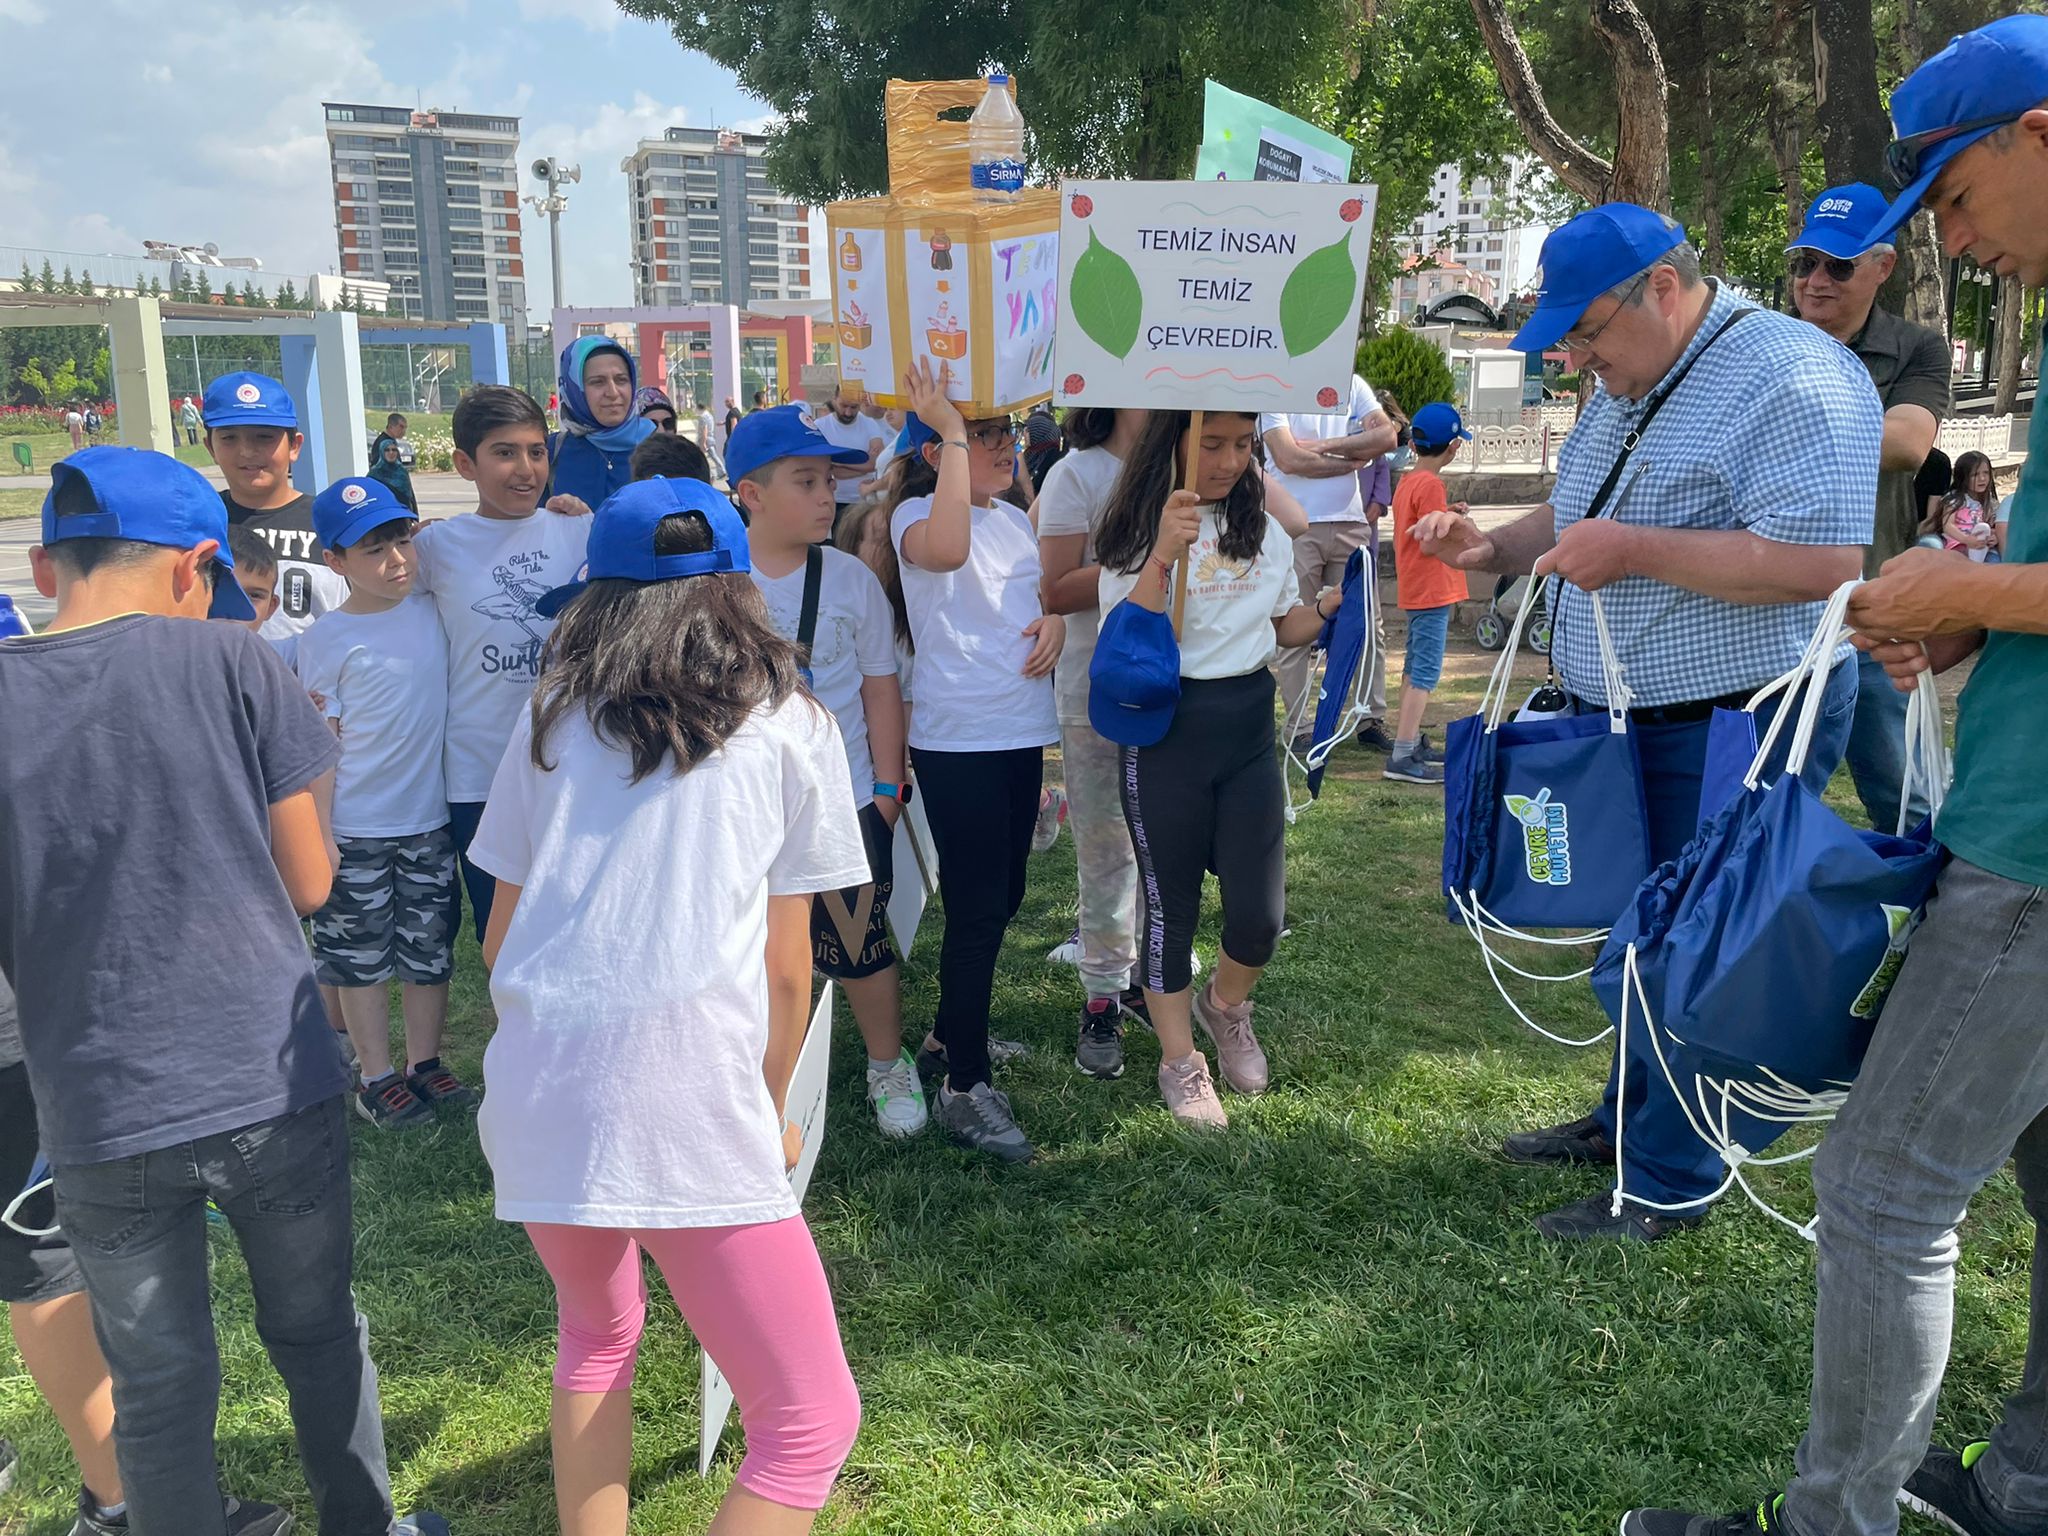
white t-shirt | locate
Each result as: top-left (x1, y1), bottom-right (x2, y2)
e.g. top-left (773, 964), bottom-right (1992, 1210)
top-left (1034, 445), bottom-right (1126, 723)
top-left (1101, 509), bottom-right (1298, 680)
top-left (813, 411), bottom-right (884, 504)
top-left (466, 696), bottom-right (868, 1228)
top-left (1260, 375), bottom-right (1381, 523)
top-left (267, 631), bottom-right (300, 674)
top-left (889, 494), bottom-right (1058, 752)
top-left (412, 511), bottom-right (592, 803)
top-left (750, 547), bottom-right (900, 802)
top-left (295, 597), bottom-right (450, 838)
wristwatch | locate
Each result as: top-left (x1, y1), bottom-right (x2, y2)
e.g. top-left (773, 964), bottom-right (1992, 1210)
top-left (874, 780), bottom-right (915, 805)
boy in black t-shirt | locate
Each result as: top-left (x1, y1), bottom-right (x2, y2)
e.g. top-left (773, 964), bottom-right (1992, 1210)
top-left (0, 447), bottom-right (447, 1536)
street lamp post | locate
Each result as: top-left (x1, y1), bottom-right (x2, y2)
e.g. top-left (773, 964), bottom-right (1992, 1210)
top-left (525, 157), bottom-right (581, 313)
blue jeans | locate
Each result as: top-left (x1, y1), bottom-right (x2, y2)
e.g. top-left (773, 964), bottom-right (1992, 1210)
top-left (447, 799), bottom-right (494, 944)
top-left (1585, 655), bottom-right (1859, 1212)
top-left (1785, 860), bottom-right (2048, 1536)
top-left (1844, 649), bottom-right (1933, 836)
top-left (54, 1097), bottom-right (399, 1536)
top-left (1402, 604), bottom-right (1454, 693)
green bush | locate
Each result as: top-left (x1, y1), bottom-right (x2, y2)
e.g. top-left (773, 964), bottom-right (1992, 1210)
top-left (1356, 328), bottom-right (1458, 417)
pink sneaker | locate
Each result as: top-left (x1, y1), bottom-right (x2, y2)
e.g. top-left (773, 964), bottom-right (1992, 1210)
top-left (1157, 1050), bottom-right (1229, 1130)
top-left (1193, 982), bottom-right (1269, 1094)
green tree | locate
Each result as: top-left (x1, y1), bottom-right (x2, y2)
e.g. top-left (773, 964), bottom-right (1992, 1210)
top-left (147, 276), bottom-right (164, 299)
top-left (17, 262), bottom-right (33, 292)
top-left (78, 270), bottom-right (96, 298)
top-left (1357, 326), bottom-right (1458, 412)
top-left (36, 260), bottom-right (56, 294)
top-left (194, 271), bottom-right (213, 303)
top-left (274, 278), bottom-right (300, 310)
top-left (57, 266), bottom-right (77, 295)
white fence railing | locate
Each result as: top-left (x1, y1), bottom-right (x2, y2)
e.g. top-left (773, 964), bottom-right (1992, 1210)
top-left (1441, 409), bottom-right (2021, 475)
top-left (1936, 414), bottom-right (2017, 458)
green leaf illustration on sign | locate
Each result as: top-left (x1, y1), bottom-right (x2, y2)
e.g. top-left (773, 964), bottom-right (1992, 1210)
top-left (1070, 229), bottom-right (1143, 360)
top-left (1279, 227), bottom-right (1356, 357)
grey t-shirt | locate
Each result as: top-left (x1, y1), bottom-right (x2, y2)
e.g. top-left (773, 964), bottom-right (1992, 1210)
top-left (0, 616), bottom-right (346, 1164)
top-left (0, 971), bottom-right (18, 1071)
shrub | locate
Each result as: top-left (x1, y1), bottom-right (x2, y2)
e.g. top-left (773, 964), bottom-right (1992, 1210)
top-left (1356, 328), bottom-right (1458, 417)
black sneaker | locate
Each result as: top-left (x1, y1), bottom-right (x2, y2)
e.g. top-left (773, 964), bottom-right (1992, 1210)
top-left (406, 1060), bottom-right (478, 1111)
top-left (1902, 1442), bottom-right (2040, 1536)
top-left (915, 1036), bottom-right (1029, 1086)
top-left (1383, 749), bottom-right (1445, 784)
top-left (1621, 1493), bottom-right (1783, 1536)
top-left (395, 1514), bottom-right (451, 1536)
top-left (355, 1073), bottom-right (433, 1130)
top-left (1502, 1112), bottom-right (1617, 1167)
top-left (1074, 998), bottom-right (1125, 1080)
top-left (221, 1496), bottom-right (296, 1536)
top-left (1354, 721), bottom-right (1396, 753)
top-left (1118, 987), bottom-right (1153, 1030)
top-left (1535, 1192), bottom-right (1707, 1243)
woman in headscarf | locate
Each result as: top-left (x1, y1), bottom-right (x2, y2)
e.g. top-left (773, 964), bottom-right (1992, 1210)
top-left (634, 385), bottom-right (678, 434)
top-left (548, 337), bottom-right (655, 510)
top-left (368, 435), bottom-right (418, 512)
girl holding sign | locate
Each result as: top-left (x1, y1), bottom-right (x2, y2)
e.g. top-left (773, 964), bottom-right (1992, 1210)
top-left (1094, 411), bottom-right (1342, 1128)
top-left (886, 358), bottom-right (1065, 1163)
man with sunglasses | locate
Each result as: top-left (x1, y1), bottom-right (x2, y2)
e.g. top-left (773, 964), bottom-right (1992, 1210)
top-left (1413, 202), bottom-right (1881, 1243)
top-left (1788, 182), bottom-right (1953, 836)
top-left (1622, 15), bottom-right (2048, 1536)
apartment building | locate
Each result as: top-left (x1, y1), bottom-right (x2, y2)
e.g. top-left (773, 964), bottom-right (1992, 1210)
top-left (621, 127), bottom-right (814, 308)
top-left (1390, 163), bottom-right (1531, 320)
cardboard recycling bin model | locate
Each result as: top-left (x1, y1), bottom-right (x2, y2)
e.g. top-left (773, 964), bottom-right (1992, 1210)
top-left (1054, 177), bottom-right (1376, 632)
top-left (827, 78), bottom-right (1061, 418)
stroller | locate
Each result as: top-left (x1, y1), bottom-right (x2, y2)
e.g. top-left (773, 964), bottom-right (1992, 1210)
top-left (1473, 573), bottom-right (1552, 655)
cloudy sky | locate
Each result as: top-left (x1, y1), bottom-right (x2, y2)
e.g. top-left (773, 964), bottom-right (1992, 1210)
top-left (0, 0), bottom-right (769, 307)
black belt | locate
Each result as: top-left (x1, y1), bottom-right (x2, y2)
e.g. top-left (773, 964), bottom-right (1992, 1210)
top-left (1567, 685), bottom-right (1759, 726)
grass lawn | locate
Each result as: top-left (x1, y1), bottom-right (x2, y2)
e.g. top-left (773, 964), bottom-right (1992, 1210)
top-left (0, 633), bottom-right (2016, 1536)
top-left (2, 432), bottom-right (213, 475)
top-left (0, 489), bottom-right (42, 519)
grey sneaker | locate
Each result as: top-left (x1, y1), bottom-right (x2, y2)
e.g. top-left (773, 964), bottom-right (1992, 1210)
top-left (354, 1074), bottom-right (433, 1130)
top-left (1383, 749), bottom-right (1445, 785)
top-left (1074, 997), bottom-right (1126, 1080)
top-left (937, 1081), bottom-right (1034, 1163)
top-left (916, 1035), bottom-right (1029, 1085)
top-left (1193, 982), bottom-right (1269, 1094)
top-left (222, 1497), bottom-right (297, 1536)
top-left (1157, 1051), bottom-right (1229, 1129)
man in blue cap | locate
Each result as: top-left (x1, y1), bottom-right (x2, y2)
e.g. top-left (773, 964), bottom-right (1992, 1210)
top-left (1788, 182), bottom-right (1953, 834)
top-left (1415, 203), bottom-right (1882, 1242)
top-left (1624, 16), bottom-right (2048, 1536)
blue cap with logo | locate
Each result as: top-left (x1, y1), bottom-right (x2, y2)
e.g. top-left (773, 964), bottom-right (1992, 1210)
top-left (725, 403), bottom-right (868, 485)
top-left (1789, 183), bottom-right (1894, 258)
top-left (1867, 15), bottom-right (2048, 246)
top-left (1410, 402), bottom-right (1473, 453)
top-left (202, 371), bottom-right (301, 431)
top-left (40, 446), bottom-right (255, 620)
top-left (1088, 600), bottom-right (1182, 748)
top-left (535, 475), bottom-right (752, 618)
top-left (896, 412), bottom-right (941, 460)
top-left (1511, 204), bottom-right (1688, 355)
top-left (312, 477), bottom-right (414, 552)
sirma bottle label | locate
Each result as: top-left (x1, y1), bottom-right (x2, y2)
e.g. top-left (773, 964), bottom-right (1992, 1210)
top-left (971, 159), bottom-right (1026, 193)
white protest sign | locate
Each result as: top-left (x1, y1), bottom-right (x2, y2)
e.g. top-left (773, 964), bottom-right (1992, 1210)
top-left (698, 980), bottom-right (835, 1472)
top-left (1054, 180), bottom-right (1377, 412)
top-left (886, 794), bottom-right (939, 956)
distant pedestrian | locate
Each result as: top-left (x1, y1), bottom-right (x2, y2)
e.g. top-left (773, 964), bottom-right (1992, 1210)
top-left (178, 396), bottom-right (201, 446)
top-left (63, 403), bottom-right (85, 452)
top-left (723, 395), bottom-right (742, 446)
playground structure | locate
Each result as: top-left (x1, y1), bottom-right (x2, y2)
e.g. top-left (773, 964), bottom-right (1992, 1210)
top-left (546, 304), bottom-right (825, 413)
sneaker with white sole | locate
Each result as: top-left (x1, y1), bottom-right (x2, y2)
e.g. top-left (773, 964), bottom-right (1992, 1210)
top-left (1193, 982), bottom-right (1269, 1094)
top-left (866, 1053), bottom-right (929, 1138)
top-left (1074, 997), bottom-right (1126, 1080)
top-left (1901, 1441), bottom-right (2041, 1536)
top-left (915, 1035), bottom-right (1028, 1085)
top-left (936, 1081), bottom-right (1034, 1163)
top-left (1158, 1051), bottom-right (1229, 1129)
top-left (1383, 748), bottom-right (1445, 785)
top-left (1032, 784), bottom-right (1069, 852)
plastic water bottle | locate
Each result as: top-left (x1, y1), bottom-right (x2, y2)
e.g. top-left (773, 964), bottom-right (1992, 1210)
top-left (968, 73), bottom-right (1027, 202)
top-left (0, 593), bottom-right (29, 640)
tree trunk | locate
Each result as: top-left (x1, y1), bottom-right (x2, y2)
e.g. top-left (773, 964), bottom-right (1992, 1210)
top-left (1890, 0), bottom-right (1951, 337)
top-left (1697, 55), bottom-right (1727, 274)
top-left (1767, 0), bottom-right (1809, 242)
top-left (1993, 274), bottom-right (2026, 414)
top-left (1467, 0), bottom-right (1672, 211)
top-left (1809, 0), bottom-right (1891, 188)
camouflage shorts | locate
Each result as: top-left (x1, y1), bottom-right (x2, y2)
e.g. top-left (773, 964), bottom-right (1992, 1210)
top-left (309, 828), bottom-right (457, 987)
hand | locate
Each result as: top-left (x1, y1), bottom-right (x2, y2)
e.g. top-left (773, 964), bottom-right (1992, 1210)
top-left (872, 793), bottom-right (903, 828)
top-left (307, 688), bottom-right (328, 713)
top-left (781, 1118), bottom-right (803, 1172)
top-left (1313, 584), bottom-right (1341, 621)
top-left (1449, 501), bottom-right (1472, 518)
top-left (1848, 546), bottom-right (1990, 640)
top-left (544, 493), bottom-right (593, 518)
top-left (901, 358), bottom-right (964, 441)
top-left (1364, 501), bottom-right (1386, 526)
top-left (1411, 509), bottom-right (1496, 569)
top-left (1536, 519), bottom-right (1639, 592)
top-left (1149, 489), bottom-right (1204, 566)
top-left (1021, 613), bottom-right (1065, 677)
top-left (1849, 633), bottom-right (1935, 694)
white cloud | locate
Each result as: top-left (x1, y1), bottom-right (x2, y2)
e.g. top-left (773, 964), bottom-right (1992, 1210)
top-left (142, 63), bottom-right (172, 84)
top-left (0, 0), bottom-right (48, 21)
top-left (517, 0), bottom-right (619, 31)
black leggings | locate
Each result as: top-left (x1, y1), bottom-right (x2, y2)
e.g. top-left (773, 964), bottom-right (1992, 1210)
top-left (909, 744), bottom-right (1044, 1090)
top-left (1120, 670), bottom-right (1286, 995)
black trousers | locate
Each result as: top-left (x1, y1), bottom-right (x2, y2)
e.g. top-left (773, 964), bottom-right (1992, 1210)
top-left (909, 744), bottom-right (1044, 1090)
top-left (1120, 670), bottom-right (1286, 995)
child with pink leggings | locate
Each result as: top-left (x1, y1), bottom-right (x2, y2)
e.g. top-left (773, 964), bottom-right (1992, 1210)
top-left (468, 478), bottom-right (870, 1536)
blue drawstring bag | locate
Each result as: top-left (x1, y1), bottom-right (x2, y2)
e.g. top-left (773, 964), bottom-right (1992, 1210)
top-left (1291, 547), bottom-right (1371, 808)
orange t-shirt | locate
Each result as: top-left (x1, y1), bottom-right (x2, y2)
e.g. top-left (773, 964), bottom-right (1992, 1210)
top-left (1391, 468), bottom-right (1469, 611)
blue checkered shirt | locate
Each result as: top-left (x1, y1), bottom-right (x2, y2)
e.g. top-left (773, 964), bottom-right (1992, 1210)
top-left (1549, 283), bottom-right (1880, 707)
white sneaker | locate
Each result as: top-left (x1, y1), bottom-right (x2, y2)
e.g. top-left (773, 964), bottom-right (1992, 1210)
top-left (866, 1053), bottom-right (929, 1138)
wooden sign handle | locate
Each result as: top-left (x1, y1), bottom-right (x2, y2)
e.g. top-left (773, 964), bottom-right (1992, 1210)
top-left (1172, 409), bottom-right (1201, 640)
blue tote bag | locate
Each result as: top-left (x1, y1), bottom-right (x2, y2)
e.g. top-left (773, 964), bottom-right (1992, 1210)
top-left (1443, 580), bottom-right (1653, 1046)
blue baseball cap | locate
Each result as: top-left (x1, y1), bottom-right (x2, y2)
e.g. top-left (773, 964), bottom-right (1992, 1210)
top-left (535, 475), bottom-right (752, 618)
top-left (40, 446), bottom-right (256, 621)
top-left (1866, 15), bottom-right (2048, 247)
top-left (1088, 599), bottom-right (1181, 748)
top-left (1410, 402), bottom-right (1472, 452)
top-left (312, 477), bottom-right (414, 552)
top-left (201, 371), bottom-right (300, 431)
top-left (726, 403), bottom-right (867, 485)
top-left (897, 412), bottom-right (940, 460)
top-left (1511, 204), bottom-right (1688, 355)
top-left (1788, 183), bottom-right (1894, 258)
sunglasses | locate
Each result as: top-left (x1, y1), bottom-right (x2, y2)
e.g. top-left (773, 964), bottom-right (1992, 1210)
top-left (1789, 251), bottom-right (1870, 282)
top-left (1885, 111), bottom-right (2025, 189)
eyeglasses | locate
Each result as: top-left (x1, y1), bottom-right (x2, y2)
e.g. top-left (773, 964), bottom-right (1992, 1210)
top-left (1560, 272), bottom-right (1648, 354)
top-left (1789, 251), bottom-right (1870, 282)
top-left (1885, 112), bottom-right (2025, 189)
top-left (965, 421), bottom-right (1019, 451)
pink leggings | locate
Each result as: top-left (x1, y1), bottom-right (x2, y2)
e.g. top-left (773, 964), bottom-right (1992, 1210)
top-left (524, 1214), bottom-right (860, 1510)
